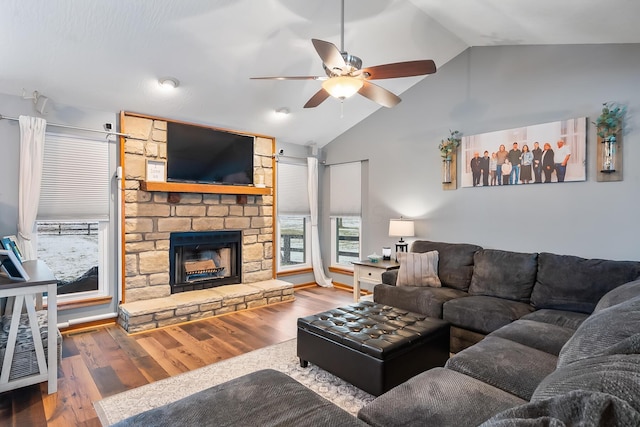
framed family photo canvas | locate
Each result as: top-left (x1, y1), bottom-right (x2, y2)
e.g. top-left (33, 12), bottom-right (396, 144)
top-left (460, 118), bottom-right (587, 188)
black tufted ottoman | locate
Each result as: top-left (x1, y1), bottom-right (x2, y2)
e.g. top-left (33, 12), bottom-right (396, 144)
top-left (297, 301), bottom-right (449, 396)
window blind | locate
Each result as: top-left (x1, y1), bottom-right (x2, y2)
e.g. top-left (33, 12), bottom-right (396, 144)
top-left (330, 161), bottom-right (361, 217)
top-left (277, 162), bottom-right (310, 215)
top-left (38, 132), bottom-right (110, 221)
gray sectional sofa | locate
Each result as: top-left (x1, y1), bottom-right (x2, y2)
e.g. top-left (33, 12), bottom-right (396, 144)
top-left (114, 240), bottom-right (640, 426)
top-left (358, 240), bottom-right (640, 425)
top-left (375, 240), bottom-right (640, 353)
top-left (360, 276), bottom-right (640, 426)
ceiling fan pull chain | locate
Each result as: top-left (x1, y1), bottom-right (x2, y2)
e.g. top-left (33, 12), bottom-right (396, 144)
top-left (340, 100), bottom-right (344, 119)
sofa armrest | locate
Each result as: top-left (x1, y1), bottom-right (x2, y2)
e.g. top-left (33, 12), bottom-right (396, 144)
top-left (381, 270), bottom-right (398, 286)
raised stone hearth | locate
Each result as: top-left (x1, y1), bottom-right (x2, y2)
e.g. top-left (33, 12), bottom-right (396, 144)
top-left (118, 279), bottom-right (293, 333)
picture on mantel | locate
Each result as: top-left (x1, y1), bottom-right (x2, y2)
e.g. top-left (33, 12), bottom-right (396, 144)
top-left (461, 117), bottom-right (586, 188)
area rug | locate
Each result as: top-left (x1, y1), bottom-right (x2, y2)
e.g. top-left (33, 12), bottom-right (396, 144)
top-left (94, 338), bottom-right (374, 426)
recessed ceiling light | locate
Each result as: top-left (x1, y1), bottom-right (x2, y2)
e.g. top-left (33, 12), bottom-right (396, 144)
top-left (159, 77), bottom-right (179, 89)
top-left (275, 107), bottom-right (290, 116)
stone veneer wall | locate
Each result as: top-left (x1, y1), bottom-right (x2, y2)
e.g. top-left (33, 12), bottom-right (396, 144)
top-left (122, 113), bottom-right (274, 303)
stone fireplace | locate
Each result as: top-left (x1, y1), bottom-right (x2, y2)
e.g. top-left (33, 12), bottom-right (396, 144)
top-left (116, 113), bottom-right (293, 333)
top-left (169, 230), bottom-right (242, 293)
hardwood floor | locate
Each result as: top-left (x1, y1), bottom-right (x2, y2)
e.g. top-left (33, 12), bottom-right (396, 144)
top-left (0, 286), bottom-right (354, 427)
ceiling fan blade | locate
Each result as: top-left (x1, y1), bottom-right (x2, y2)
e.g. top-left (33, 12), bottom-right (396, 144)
top-left (361, 60), bottom-right (436, 80)
top-left (303, 89), bottom-right (330, 108)
top-left (250, 76), bottom-right (326, 81)
top-left (358, 81), bottom-right (401, 108)
top-left (312, 38), bottom-right (346, 71)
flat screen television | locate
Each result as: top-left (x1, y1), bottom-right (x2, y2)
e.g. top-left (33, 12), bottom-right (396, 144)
top-left (166, 122), bottom-right (255, 185)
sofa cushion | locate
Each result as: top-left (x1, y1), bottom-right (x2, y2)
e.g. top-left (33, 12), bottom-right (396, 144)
top-left (445, 336), bottom-right (558, 400)
top-left (558, 295), bottom-right (640, 367)
top-left (468, 249), bottom-right (538, 303)
top-left (443, 296), bottom-right (534, 335)
top-left (489, 319), bottom-right (575, 356)
top-left (373, 284), bottom-right (468, 318)
top-left (410, 240), bottom-right (482, 291)
top-left (111, 369), bottom-right (368, 427)
top-left (594, 278), bottom-right (640, 313)
top-left (531, 252), bottom-right (640, 313)
top-left (481, 390), bottom-right (640, 427)
top-left (533, 354), bottom-right (640, 413)
top-left (358, 367), bottom-right (526, 427)
top-left (520, 309), bottom-right (588, 330)
top-left (396, 251), bottom-right (441, 287)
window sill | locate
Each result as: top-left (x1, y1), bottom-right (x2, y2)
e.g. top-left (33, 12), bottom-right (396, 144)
top-left (277, 267), bottom-right (313, 276)
top-left (329, 266), bottom-right (354, 275)
top-left (50, 296), bottom-right (113, 311)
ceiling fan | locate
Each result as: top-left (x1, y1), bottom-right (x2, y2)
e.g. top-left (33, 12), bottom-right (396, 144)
top-left (251, 0), bottom-right (436, 109)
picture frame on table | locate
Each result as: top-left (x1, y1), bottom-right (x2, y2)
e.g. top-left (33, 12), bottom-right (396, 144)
top-left (1, 235), bottom-right (24, 262)
top-left (146, 159), bottom-right (167, 182)
top-left (0, 249), bottom-right (30, 281)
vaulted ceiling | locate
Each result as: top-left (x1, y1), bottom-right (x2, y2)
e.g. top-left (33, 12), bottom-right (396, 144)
top-left (2, 0), bottom-right (639, 147)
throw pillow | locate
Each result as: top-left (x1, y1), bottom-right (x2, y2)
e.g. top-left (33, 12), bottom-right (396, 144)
top-left (396, 251), bottom-right (441, 287)
top-left (409, 241), bottom-right (482, 290)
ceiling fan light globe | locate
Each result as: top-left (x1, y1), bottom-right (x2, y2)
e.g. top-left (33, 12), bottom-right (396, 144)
top-left (322, 76), bottom-right (363, 99)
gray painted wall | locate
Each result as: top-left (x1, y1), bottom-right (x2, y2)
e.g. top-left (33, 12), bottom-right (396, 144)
top-left (322, 44), bottom-right (640, 265)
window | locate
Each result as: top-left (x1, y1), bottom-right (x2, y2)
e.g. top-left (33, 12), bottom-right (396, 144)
top-left (37, 132), bottom-right (112, 302)
top-left (278, 216), bottom-right (309, 267)
top-left (37, 221), bottom-right (108, 296)
top-left (331, 217), bottom-right (361, 266)
top-left (329, 162), bottom-right (362, 269)
top-left (277, 162), bottom-right (311, 271)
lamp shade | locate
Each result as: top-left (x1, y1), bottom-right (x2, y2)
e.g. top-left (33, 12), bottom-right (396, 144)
top-left (322, 76), bottom-right (364, 99)
top-left (388, 219), bottom-right (415, 238)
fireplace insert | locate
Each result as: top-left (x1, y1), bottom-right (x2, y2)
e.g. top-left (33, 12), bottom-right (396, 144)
top-left (169, 230), bottom-right (242, 293)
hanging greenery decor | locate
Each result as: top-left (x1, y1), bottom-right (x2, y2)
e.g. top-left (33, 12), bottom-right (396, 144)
top-left (438, 130), bottom-right (462, 160)
top-left (593, 102), bottom-right (626, 139)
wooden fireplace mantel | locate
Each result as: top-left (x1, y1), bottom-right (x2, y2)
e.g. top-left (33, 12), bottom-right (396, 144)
top-left (140, 180), bottom-right (272, 195)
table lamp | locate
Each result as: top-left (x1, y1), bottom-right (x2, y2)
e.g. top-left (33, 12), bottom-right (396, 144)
top-left (389, 218), bottom-right (415, 261)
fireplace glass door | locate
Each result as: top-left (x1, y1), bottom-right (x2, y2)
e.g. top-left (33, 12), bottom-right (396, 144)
top-left (169, 231), bottom-right (241, 293)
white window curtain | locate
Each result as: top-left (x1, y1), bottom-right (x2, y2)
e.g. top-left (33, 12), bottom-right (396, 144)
top-left (18, 116), bottom-right (47, 260)
top-left (307, 157), bottom-right (332, 287)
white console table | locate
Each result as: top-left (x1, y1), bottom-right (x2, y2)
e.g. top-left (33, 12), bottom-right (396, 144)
top-left (0, 260), bottom-right (58, 394)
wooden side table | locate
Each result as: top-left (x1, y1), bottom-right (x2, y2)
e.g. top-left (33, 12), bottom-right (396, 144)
top-left (352, 259), bottom-right (400, 302)
top-left (0, 260), bottom-right (58, 394)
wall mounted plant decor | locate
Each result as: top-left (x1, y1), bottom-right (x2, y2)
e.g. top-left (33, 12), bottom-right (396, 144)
top-left (439, 130), bottom-right (461, 189)
top-left (439, 130), bottom-right (461, 161)
top-left (593, 102), bottom-right (626, 180)
top-left (593, 102), bottom-right (626, 139)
